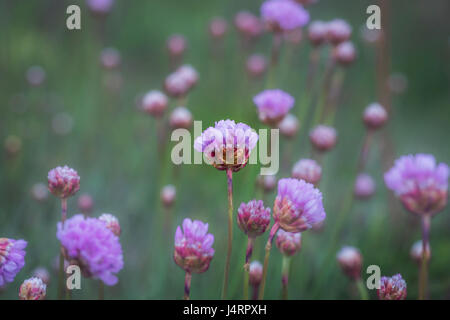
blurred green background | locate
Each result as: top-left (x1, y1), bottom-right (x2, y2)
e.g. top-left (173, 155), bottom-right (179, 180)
top-left (0, 0), bottom-right (449, 299)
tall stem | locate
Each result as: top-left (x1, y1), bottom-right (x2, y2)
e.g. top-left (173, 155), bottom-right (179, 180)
top-left (281, 256), bottom-right (291, 300)
top-left (221, 168), bottom-right (233, 299)
top-left (419, 215), bottom-right (431, 300)
top-left (266, 33), bottom-right (282, 89)
top-left (58, 198), bottom-right (67, 300)
top-left (243, 237), bottom-right (254, 300)
top-left (184, 272), bottom-right (192, 300)
top-left (356, 278), bottom-right (369, 300)
top-left (258, 222), bottom-right (280, 300)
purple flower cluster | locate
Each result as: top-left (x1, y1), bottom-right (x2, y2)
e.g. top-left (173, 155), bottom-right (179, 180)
top-left (48, 165), bottom-right (80, 199)
top-left (384, 154), bottom-right (448, 215)
top-left (292, 158), bottom-right (322, 185)
top-left (253, 89), bottom-right (295, 126)
top-left (194, 120), bottom-right (258, 172)
top-left (0, 238), bottom-right (27, 287)
top-left (273, 178), bottom-right (326, 233)
top-left (261, 0), bottom-right (310, 33)
top-left (57, 214), bottom-right (124, 286)
top-left (377, 274), bottom-right (407, 300)
top-left (237, 200), bottom-right (271, 238)
top-left (174, 218), bottom-right (215, 274)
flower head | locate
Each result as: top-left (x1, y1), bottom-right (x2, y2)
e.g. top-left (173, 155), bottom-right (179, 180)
top-left (170, 106), bottom-right (193, 130)
top-left (246, 54), bottom-right (267, 78)
top-left (292, 159), bottom-right (322, 185)
top-left (410, 240), bottom-right (431, 264)
top-left (167, 34), bottom-right (187, 58)
top-left (48, 166), bottom-right (80, 198)
top-left (363, 102), bottom-right (388, 130)
top-left (78, 193), bottom-right (94, 214)
top-left (99, 213), bottom-right (121, 237)
top-left (354, 173), bottom-right (376, 199)
top-left (86, 0), bottom-right (114, 15)
top-left (19, 277), bottom-right (46, 300)
top-left (333, 41), bottom-right (356, 66)
top-left (308, 20), bottom-right (328, 46)
top-left (33, 267), bottom-right (50, 285)
top-left (177, 64), bottom-right (199, 88)
top-left (209, 17), bottom-right (228, 39)
top-left (256, 174), bottom-right (277, 193)
top-left (253, 89), bottom-right (295, 126)
top-left (326, 19), bottom-right (352, 45)
top-left (194, 120), bottom-right (258, 172)
top-left (0, 238), bottom-right (27, 287)
top-left (31, 183), bottom-right (49, 202)
top-left (261, 0), bottom-right (310, 33)
top-left (384, 154), bottom-right (448, 215)
top-left (309, 125), bottom-right (337, 152)
top-left (275, 230), bottom-right (301, 256)
top-left (336, 246), bottom-right (362, 281)
top-left (161, 184), bottom-right (176, 208)
top-left (174, 218), bottom-right (214, 273)
top-left (377, 274), bottom-right (407, 300)
top-left (249, 261), bottom-right (263, 286)
top-left (273, 178), bottom-right (326, 232)
top-left (57, 214), bottom-right (123, 285)
top-left (237, 200), bottom-right (271, 238)
top-left (140, 90), bottom-right (168, 117)
top-left (279, 114), bottom-right (300, 138)
top-left (234, 11), bottom-right (262, 38)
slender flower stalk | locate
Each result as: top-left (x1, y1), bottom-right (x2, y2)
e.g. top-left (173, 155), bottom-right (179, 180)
top-left (58, 198), bottom-right (67, 300)
top-left (259, 222), bottom-right (279, 300)
top-left (276, 230), bottom-right (301, 300)
top-left (281, 256), bottom-right (291, 300)
top-left (356, 278), bottom-right (369, 300)
top-left (222, 168), bottom-right (233, 300)
top-left (337, 246), bottom-right (367, 299)
top-left (419, 215), bottom-right (430, 300)
top-left (184, 272), bottom-right (192, 300)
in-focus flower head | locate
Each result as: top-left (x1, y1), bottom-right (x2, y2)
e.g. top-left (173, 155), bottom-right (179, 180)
top-left (0, 238), bottom-right (27, 287)
top-left (363, 102), bottom-right (388, 130)
top-left (57, 214), bottom-right (123, 285)
top-left (333, 41), bottom-right (356, 66)
top-left (275, 229), bottom-right (301, 256)
top-left (32, 267), bottom-right (50, 285)
top-left (410, 240), bottom-right (431, 264)
top-left (354, 173), bottom-right (376, 199)
top-left (161, 184), bottom-right (176, 208)
top-left (278, 114), bottom-right (300, 138)
top-left (384, 154), bottom-right (448, 215)
top-left (377, 274), bottom-right (407, 300)
top-left (274, 178), bottom-right (326, 232)
top-left (19, 277), bottom-right (46, 300)
top-left (194, 120), bottom-right (259, 172)
top-left (246, 54), bottom-right (267, 78)
top-left (170, 106), bottom-right (193, 129)
top-left (234, 11), bottom-right (263, 38)
top-left (308, 20), bottom-right (328, 46)
top-left (249, 260), bottom-right (263, 286)
top-left (174, 218), bottom-right (214, 273)
top-left (209, 17), bottom-right (228, 39)
top-left (99, 213), bottom-right (121, 237)
top-left (292, 159), bottom-right (322, 185)
top-left (167, 34), bottom-right (187, 57)
top-left (326, 19), bottom-right (352, 45)
top-left (237, 200), bottom-right (271, 238)
top-left (336, 246), bottom-right (362, 280)
top-left (253, 89), bottom-right (295, 126)
top-left (100, 47), bottom-right (121, 70)
top-left (86, 0), bottom-right (114, 15)
top-left (140, 90), bottom-right (168, 117)
top-left (78, 193), bottom-right (94, 214)
top-left (261, 0), bottom-right (310, 33)
top-left (47, 165), bottom-right (80, 199)
top-left (309, 125), bottom-right (337, 152)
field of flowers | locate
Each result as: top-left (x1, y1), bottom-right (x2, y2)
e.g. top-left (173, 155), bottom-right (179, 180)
top-left (0, 0), bottom-right (449, 300)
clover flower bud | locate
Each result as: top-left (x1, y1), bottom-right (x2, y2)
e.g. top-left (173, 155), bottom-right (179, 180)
top-left (275, 230), bottom-right (301, 256)
top-left (19, 277), bottom-right (46, 300)
top-left (99, 213), bottom-right (121, 237)
top-left (377, 274), bottom-right (407, 300)
top-left (47, 166), bottom-right (80, 199)
top-left (249, 261), bottom-right (263, 286)
top-left (363, 102), bottom-right (388, 130)
top-left (167, 34), bottom-right (187, 58)
top-left (161, 185), bottom-right (176, 208)
top-left (246, 54), bottom-right (267, 78)
top-left (279, 114), bottom-right (300, 138)
top-left (78, 193), bottom-right (94, 215)
top-left (292, 159), bottom-right (322, 185)
top-left (336, 246), bottom-right (362, 281)
top-left (354, 173), bottom-right (375, 199)
top-left (170, 106), bottom-right (193, 129)
top-left (237, 200), bottom-right (271, 238)
top-left (309, 125), bottom-right (337, 152)
top-left (140, 90), bottom-right (168, 117)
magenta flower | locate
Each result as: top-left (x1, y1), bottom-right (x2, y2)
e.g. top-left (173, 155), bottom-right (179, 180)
top-left (160, 184), bottom-right (176, 208)
top-left (237, 200), bottom-right (271, 238)
top-left (384, 154), bottom-right (448, 215)
top-left (174, 218), bottom-right (214, 274)
top-left (377, 274), bottom-right (407, 300)
top-left (209, 17), bottom-right (228, 39)
top-left (363, 102), bottom-right (388, 130)
top-left (249, 261), bottom-right (263, 287)
top-left (170, 106), bottom-right (193, 129)
top-left (246, 54), bottom-right (267, 78)
top-left (167, 34), bottom-right (187, 58)
top-left (278, 114), bottom-right (300, 138)
top-left (57, 214), bottom-right (123, 286)
top-left (177, 64), bottom-right (199, 88)
top-left (308, 20), bottom-right (328, 46)
top-left (336, 246), bottom-right (362, 281)
top-left (140, 90), bottom-right (168, 117)
top-left (333, 41), bottom-right (356, 66)
top-left (234, 11), bottom-right (262, 38)
top-left (354, 173), bottom-right (375, 199)
top-left (261, 0), bottom-right (310, 33)
top-left (253, 89), bottom-right (295, 126)
top-left (99, 213), bottom-right (121, 237)
top-left (292, 158), bottom-right (322, 185)
top-left (194, 120), bottom-right (258, 172)
top-left (0, 238), bottom-right (27, 287)
top-left (86, 0), bottom-right (114, 14)
top-left (48, 166), bottom-right (80, 199)
top-left (19, 277), bottom-right (46, 300)
top-left (309, 125), bottom-right (337, 152)
top-left (273, 178), bottom-right (326, 233)
top-left (326, 19), bottom-right (352, 45)
top-left (77, 193), bottom-right (94, 215)
top-left (275, 230), bottom-right (301, 256)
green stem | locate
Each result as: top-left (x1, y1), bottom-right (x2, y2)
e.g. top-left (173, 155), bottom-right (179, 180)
top-left (258, 222), bottom-right (279, 300)
top-left (184, 272), bottom-right (192, 300)
top-left (221, 168), bottom-right (233, 299)
top-left (356, 278), bottom-right (369, 300)
top-left (243, 237), bottom-right (254, 300)
top-left (281, 256), bottom-right (291, 300)
top-left (419, 215), bottom-right (430, 300)
top-left (57, 198), bottom-right (67, 300)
